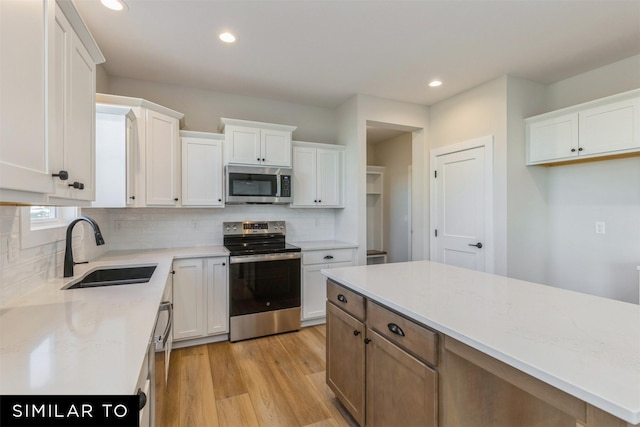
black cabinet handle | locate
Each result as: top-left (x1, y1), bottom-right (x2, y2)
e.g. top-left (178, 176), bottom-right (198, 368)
top-left (364, 338), bottom-right (371, 345)
top-left (257, 158), bottom-right (261, 161)
top-left (68, 181), bottom-right (84, 190)
top-left (318, 200), bottom-right (321, 203)
top-left (174, 198), bottom-right (179, 202)
top-left (468, 242), bottom-right (483, 249)
top-left (222, 263), bottom-right (226, 266)
top-left (353, 330), bottom-right (360, 336)
top-left (262, 158), bottom-right (265, 162)
top-left (337, 294), bottom-right (347, 303)
top-left (218, 199), bottom-right (222, 202)
top-left (137, 388), bottom-right (147, 410)
top-left (129, 196), bottom-right (135, 200)
top-left (323, 255), bottom-right (334, 260)
top-left (171, 270), bottom-right (176, 275)
top-left (571, 148), bottom-right (576, 152)
top-left (578, 147), bottom-right (583, 151)
top-left (52, 170), bottom-right (69, 180)
top-left (388, 323), bottom-right (405, 337)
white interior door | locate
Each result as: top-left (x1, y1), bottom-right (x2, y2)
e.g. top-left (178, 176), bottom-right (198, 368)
top-left (431, 137), bottom-right (493, 272)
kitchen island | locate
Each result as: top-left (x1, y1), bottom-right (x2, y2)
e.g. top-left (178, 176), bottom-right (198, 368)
top-left (322, 260), bottom-right (640, 427)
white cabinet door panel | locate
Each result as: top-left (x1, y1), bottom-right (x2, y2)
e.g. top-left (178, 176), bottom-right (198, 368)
top-left (146, 109), bottom-right (179, 206)
top-left (206, 257), bottom-right (228, 335)
top-left (226, 126), bottom-right (261, 165)
top-left (172, 259), bottom-right (205, 341)
top-left (261, 129), bottom-right (292, 167)
top-left (527, 113), bottom-right (578, 164)
top-left (181, 138), bottom-right (223, 207)
top-left (317, 148), bottom-right (341, 206)
top-left (579, 98), bottom-right (640, 156)
top-left (0, 0), bottom-right (53, 196)
top-left (292, 146), bottom-right (317, 206)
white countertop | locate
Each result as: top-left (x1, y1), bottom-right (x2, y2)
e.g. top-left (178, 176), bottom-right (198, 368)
top-left (322, 260), bottom-right (640, 425)
top-left (0, 246), bottom-right (227, 395)
top-left (290, 240), bottom-right (358, 251)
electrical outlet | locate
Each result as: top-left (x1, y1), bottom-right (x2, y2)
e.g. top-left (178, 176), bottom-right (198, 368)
top-left (595, 221), bottom-right (606, 234)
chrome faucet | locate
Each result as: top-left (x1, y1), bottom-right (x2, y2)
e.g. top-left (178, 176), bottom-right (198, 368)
top-left (64, 216), bottom-right (105, 278)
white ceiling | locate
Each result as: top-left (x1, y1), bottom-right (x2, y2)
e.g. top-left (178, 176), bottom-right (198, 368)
top-left (76, 0), bottom-right (640, 109)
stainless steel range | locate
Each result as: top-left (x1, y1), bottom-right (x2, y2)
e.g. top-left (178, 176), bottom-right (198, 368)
top-left (224, 221), bottom-right (301, 342)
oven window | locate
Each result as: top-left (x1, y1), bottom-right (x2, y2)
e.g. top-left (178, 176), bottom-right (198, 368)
top-left (229, 173), bottom-right (276, 197)
top-left (229, 257), bottom-right (301, 317)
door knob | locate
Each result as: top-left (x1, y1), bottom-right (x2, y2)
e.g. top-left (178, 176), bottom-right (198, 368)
top-left (468, 242), bottom-right (483, 249)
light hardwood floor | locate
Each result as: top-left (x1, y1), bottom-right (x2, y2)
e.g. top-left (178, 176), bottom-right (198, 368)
top-left (155, 325), bottom-right (359, 427)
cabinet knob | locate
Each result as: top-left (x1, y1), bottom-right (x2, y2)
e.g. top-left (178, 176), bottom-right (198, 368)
top-left (171, 270), bottom-right (176, 275)
top-left (257, 158), bottom-right (261, 161)
top-left (318, 200), bottom-right (321, 203)
top-left (129, 196), bottom-right (136, 200)
top-left (314, 200), bottom-right (318, 203)
top-left (364, 338), bottom-right (371, 345)
top-left (52, 170), bottom-right (69, 181)
top-left (218, 199), bottom-right (222, 202)
top-left (337, 294), bottom-right (348, 303)
top-left (571, 148), bottom-right (576, 152)
top-left (137, 388), bottom-right (147, 410)
top-left (353, 330), bottom-right (361, 336)
top-left (174, 198), bottom-right (179, 202)
top-left (222, 262), bottom-right (226, 266)
top-left (578, 147), bottom-right (583, 151)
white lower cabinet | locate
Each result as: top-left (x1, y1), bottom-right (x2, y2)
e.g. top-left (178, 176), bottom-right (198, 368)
top-left (172, 257), bottom-right (228, 342)
top-left (301, 247), bottom-right (355, 321)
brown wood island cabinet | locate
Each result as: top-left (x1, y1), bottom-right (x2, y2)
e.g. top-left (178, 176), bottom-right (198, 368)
top-left (326, 279), bottom-right (438, 427)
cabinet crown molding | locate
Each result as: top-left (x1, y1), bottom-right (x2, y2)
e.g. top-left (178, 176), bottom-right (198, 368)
top-left (218, 117), bottom-right (297, 133)
top-left (96, 93), bottom-right (184, 120)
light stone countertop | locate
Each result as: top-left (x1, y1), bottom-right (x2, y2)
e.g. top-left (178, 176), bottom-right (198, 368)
top-left (321, 260), bottom-right (640, 425)
top-left (0, 246), bottom-right (227, 395)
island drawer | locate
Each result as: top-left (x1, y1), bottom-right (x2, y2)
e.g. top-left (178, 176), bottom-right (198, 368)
top-left (368, 301), bottom-right (438, 366)
top-left (327, 279), bottom-right (365, 321)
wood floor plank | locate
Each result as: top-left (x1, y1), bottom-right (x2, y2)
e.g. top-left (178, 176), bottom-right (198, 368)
top-left (232, 338), bottom-right (300, 427)
top-left (258, 334), bottom-right (332, 425)
top-left (179, 346), bottom-right (220, 427)
top-left (277, 328), bottom-right (326, 375)
top-left (207, 340), bottom-right (247, 399)
top-left (306, 371), bottom-right (360, 427)
top-left (156, 326), bottom-right (354, 427)
top-left (216, 393), bottom-right (260, 427)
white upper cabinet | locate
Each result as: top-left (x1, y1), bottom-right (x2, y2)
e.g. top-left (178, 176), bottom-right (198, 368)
top-left (145, 108), bottom-right (180, 206)
top-left (526, 89), bottom-right (640, 165)
top-left (0, 0), bottom-right (104, 204)
top-left (95, 94), bottom-right (184, 207)
top-left (292, 141), bottom-right (344, 208)
top-left (181, 131), bottom-right (224, 207)
top-left (93, 105), bottom-right (137, 207)
top-left (219, 118), bottom-right (296, 167)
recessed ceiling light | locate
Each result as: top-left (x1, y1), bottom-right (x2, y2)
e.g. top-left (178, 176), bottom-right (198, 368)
top-left (100, 0), bottom-right (128, 11)
top-left (429, 80), bottom-right (443, 88)
top-left (219, 32), bottom-right (237, 44)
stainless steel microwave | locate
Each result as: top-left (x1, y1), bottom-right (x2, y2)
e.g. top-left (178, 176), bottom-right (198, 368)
top-left (225, 165), bottom-right (293, 204)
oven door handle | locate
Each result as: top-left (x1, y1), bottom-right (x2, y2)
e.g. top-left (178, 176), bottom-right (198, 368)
top-left (230, 252), bottom-right (301, 264)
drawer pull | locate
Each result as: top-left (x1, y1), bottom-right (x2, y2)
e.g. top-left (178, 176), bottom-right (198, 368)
top-left (388, 323), bottom-right (405, 337)
top-left (137, 388), bottom-right (147, 410)
top-left (337, 294), bottom-right (348, 303)
top-left (323, 255), bottom-right (334, 260)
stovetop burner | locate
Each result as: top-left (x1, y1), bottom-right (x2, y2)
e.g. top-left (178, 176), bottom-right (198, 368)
top-left (223, 221), bottom-right (300, 256)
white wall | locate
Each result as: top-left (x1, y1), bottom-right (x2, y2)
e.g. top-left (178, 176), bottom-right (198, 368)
top-left (368, 133), bottom-right (412, 263)
top-left (505, 76), bottom-right (549, 284)
top-left (106, 77), bottom-right (338, 143)
top-left (546, 158), bottom-right (640, 303)
top-left (429, 76), bottom-right (508, 275)
top-left (337, 95), bottom-right (429, 265)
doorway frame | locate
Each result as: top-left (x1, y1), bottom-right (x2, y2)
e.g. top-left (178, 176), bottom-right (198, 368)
top-left (429, 135), bottom-right (495, 273)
